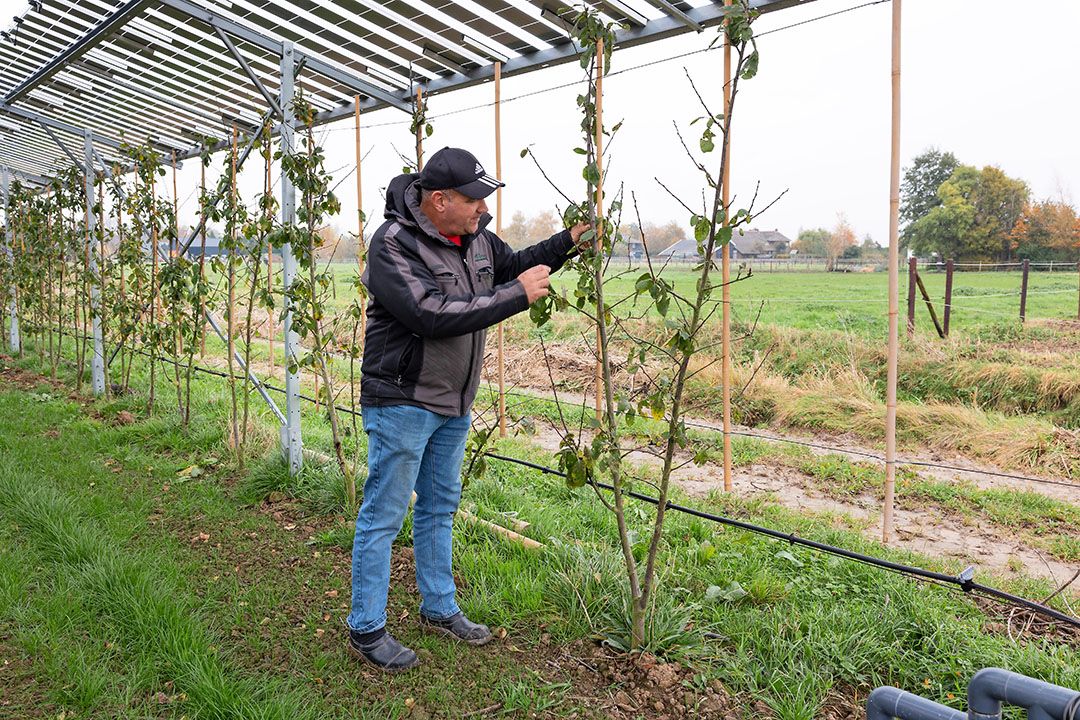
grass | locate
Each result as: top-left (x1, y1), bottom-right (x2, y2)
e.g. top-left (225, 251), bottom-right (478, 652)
top-left (4, 274), bottom-right (1080, 718)
top-left (320, 264), bottom-right (1080, 338)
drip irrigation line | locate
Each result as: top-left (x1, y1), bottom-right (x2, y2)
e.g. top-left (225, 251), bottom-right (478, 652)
top-left (481, 452), bottom-right (1080, 629)
top-left (23, 329), bottom-right (1080, 629)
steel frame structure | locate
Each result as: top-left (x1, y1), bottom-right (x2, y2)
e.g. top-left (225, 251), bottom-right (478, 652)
top-left (0, 0), bottom-right (809, 471)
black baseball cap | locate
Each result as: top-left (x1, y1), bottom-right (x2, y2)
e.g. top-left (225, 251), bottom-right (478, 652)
top-left (419, 147), bottom-right (505, 199)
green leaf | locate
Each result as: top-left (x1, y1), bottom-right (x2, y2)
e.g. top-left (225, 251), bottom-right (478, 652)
top-left (741, 49), bottom-right (760, 80)
top-left (706, 581), bottom-right (748, 603)
top-left (694, 218), bottom-right (711, 243)
top-left (775, 550), bottom-right (804, 567)
top-left (582, 162), bottom-right (601, 186)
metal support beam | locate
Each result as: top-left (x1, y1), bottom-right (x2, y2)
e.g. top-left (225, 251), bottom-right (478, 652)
top-left (279, 41), bottom-right (302, 474)
top-left (0, 102), bottom-right (125, 150)
top-left (146, 242), bottom-right (287, 425)
top-left (1, 168), bottom-right (18, 353)
top-left (641, 0), bottom-right (702, 32)
top-left (8, 169), bottom-right (50, 187)
top-left (85, 132), bottom-right (105, 396)
top-left (4, 0), bottom-right (154, 104)
top-left (158, 0), bottom-right (411, 112)
top-left (212, 24), bottom-right (282, 119)
top-left (176, 109), bottom-right (273, 258)
top-left (310, 0), bottom-right (803, 126)
top-left (40, 122), bottom-right (86, 172)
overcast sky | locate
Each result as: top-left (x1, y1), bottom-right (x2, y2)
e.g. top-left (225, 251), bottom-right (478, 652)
top-left (6, 0), bottom-right (1079, 246)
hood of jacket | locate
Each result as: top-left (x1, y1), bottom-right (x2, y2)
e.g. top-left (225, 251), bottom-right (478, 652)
top-left (383, 172), bottom-right (492, 249)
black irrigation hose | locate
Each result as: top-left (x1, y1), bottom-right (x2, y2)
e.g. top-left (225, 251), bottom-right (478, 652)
top-left (30, 328), bottom-right (1080, 629)
top-left (483, 450), bottom-right (1080, 630)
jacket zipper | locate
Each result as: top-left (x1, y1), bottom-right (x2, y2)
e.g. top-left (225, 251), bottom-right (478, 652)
top-left (460, 248), bottom-right (476, 415)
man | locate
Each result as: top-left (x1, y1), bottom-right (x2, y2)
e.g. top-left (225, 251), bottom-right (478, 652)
top-left (348, 147), bottom-right (588, 672)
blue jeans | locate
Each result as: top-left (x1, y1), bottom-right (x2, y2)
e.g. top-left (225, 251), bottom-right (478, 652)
top-left (348, 404), bottom-right (471, 634)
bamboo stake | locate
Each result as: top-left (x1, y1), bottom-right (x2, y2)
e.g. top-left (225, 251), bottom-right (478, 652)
top-left (721, 0), bottom-right (733, 492)
top-left (171, 151), bottom-right (178, 259)
top-left (199, 151), bottom-right (208, 356)
top-left (171, 151), bottom-right (183, 359)
top-left (98, 174), bottom-right (110, 398)
top-left (148, 167), bottom-right (159, 412)
top-left (406, 488), bottom-right (544, 551)
top-left (354, 95), bottom-right (366, 343)
top-left (227, 124), bottom-right (240, 453)
top-left (266, 134), bottom-right (275, 376)
top-left (594, 39), bottom-right (604, 423)
top-left (415, 87), bottom-right (425, 171)
top-left (883, 0), bottom-right (902, 544)
top-left (460, 509), bottom-right (544, 550)
top-left (495, 62), bottom-right (507, 437)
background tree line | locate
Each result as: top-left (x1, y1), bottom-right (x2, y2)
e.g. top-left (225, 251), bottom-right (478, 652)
top-left (900, 148), bottom-right (1080, 263)
top-left (793, 215), bottom-right (883, 271)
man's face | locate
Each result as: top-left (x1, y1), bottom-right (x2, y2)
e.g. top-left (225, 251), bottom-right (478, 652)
top-left (437, 189), bottom-right (488, 236)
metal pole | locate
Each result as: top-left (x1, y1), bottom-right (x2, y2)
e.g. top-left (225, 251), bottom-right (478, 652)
top-left (883, 0), bottom-right (902, 545)
top-left (1, 168), bottom-right (16, 353)
top-left (280, 41), bottom-right (303, 474)
top-left (85, 132), bottom-right (105, 396)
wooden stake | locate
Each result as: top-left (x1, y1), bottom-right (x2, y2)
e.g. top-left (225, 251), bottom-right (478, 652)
top-left (265, 133), bottom-right (275, 376)
top-left (354, 95), bottom-right (366, 344)
top-left (171, 151), bottom-right (178, 259)
top-left (460, 509), bottom-right (544, 550)
top-left (171, 150), bottom-right (182, 356)
top-left (199, 154), bottom-right (207, 356)
top-left (495, 62), bottom-right (507, 437)
top-left (943, 259), bottom-right (954, 337)
top-left (914, 270), bottom-right (944, 338)
top-left (594, 39), bottom-right (604, 424)
top-left (228, 123), bottom-right (240, 451)
top-left (906, 256), bottom-right (917, 337)
top-left (883, 0), bottom-right (902, 545)
top-left (415, 87), bottom-right (425, 171)
top-left (721, 0), bottom-right (733, 492)
top-left (98, 173), bottom-right (110, 397)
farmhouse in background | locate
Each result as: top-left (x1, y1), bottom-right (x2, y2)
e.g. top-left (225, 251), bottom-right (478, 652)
top-left (656, 229), bottom-right (792, 261)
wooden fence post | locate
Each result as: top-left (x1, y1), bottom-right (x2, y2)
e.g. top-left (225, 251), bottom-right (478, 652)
top-left (943, 259), bottom-right (954, 337)
top-left (1020, 258), bottom-right (1030, 322)
top-left (906, 256), bottom-right (917, 337)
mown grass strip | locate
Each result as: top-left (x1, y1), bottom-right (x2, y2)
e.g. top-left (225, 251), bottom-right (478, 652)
top-left (0, 443), bottom-right (330, 720)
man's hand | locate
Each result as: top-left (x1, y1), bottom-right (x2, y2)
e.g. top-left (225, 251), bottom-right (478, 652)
top-left (518, 265), bottom-right (551, 303)
top-left (569, 222), bottom-right (592, 253)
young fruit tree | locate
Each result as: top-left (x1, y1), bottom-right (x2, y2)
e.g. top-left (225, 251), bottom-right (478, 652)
top-left (519, 1), bottom-right (768, 650)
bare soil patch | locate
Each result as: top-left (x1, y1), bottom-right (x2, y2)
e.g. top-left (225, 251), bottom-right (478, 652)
top-left (524, 420), bottom-right (1080, 590)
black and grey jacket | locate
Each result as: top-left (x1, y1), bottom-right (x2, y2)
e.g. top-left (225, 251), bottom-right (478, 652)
top-left (360, 174), bottom-right (575, 417)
